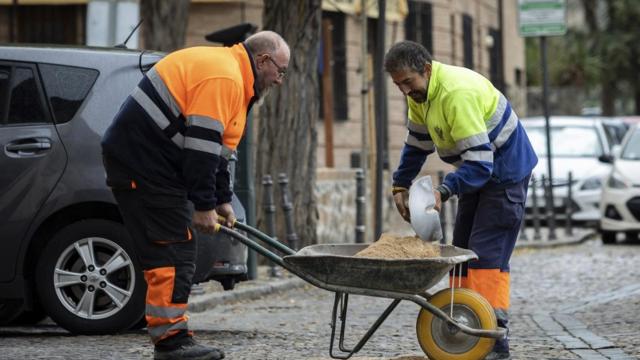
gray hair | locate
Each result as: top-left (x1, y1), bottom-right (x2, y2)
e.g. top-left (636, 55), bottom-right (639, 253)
top-left (384, 41), bottom-right (432, 74)
top-left (244, 30), bottom-right (289, 57)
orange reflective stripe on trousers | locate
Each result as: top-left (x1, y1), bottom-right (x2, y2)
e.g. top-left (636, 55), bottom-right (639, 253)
top-left (144, 266), bottom-right (190, 343)
top-left (449, 268), bottom-right (510, 309)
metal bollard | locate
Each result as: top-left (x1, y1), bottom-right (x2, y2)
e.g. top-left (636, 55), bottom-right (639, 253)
top-left (278, 173), bottom-right (300, 251)
top-left (531, 175), bottom-right (542, 240)
top-left (355, 169), bottom-right (365, 243)
top-left (438, 171), bottom-right (446, 244)
top-left (262, 175), bottom-right (280, 278)
top-left (542, 175), bottom-right (557, 240)
top-left (565, 171), bottom-right (573, 236)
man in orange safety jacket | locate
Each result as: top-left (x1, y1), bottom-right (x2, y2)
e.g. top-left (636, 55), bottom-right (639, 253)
top-left (101, 31), bottom-right (290, 360)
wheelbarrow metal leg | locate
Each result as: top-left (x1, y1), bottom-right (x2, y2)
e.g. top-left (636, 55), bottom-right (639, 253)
top-left (329, 292), bottom-right (402, 359)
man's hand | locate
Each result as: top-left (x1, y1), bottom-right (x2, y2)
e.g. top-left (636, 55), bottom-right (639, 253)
top-left (215, 202), bottom-right (236, 228)
top-left (192, 209), bottom-right (219, 234)
top-left (433, 189), bottom-right (442, 212)
top-left (393, 189), bottom-right (411, 222)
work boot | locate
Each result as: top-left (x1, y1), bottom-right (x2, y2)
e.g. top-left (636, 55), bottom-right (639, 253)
top-left (154, 337), bottom-right (225, 360)
top-left (484, 351), bottom-right (511, 360)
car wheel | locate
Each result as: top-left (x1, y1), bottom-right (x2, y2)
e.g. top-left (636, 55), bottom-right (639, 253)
top-left (601, 231), bottom-right (617, 244)
top-left (129, 314), bottom-right (147, 330)
top-left (35, 219), bottom-right (145, 334)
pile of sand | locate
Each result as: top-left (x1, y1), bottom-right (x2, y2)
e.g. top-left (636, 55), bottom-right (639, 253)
top-left (354, 233), bottom-right (441, 259)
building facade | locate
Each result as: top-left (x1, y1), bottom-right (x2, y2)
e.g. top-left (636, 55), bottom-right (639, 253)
top-left (1, 0), bottom-right (527, 242)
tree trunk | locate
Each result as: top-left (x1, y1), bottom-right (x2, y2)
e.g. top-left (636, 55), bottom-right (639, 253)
top-left (140, 0), bottom-right (190, 52)
top-left (601, 77), bottom-right (616, 116)
top-left (634, 71), bottom-right (640, 115)
top-left (256, 0), bottom-right (321, 248)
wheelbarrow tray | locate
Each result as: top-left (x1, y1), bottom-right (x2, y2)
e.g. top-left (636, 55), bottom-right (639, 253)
top-left (282, 243), bottom-right (477, 294)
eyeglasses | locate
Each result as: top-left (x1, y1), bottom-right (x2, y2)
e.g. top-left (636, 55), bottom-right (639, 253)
top-left (265, 55), bottom-right (287, 79)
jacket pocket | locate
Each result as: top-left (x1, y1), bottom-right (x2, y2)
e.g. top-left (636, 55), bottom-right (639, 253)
top-left (498, 184), bottom-right (525, 229)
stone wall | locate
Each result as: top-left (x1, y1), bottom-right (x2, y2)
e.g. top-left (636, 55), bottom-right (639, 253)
top-left (315, 168), bottom-right (359, 244)
top-left (314, 167), bottom-right (417, 245)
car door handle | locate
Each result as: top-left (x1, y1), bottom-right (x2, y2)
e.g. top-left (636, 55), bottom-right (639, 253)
top-left (5, 138), bottom-right (52, 153)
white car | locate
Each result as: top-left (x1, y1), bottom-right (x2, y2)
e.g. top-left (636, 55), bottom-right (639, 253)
top-left (600, 124), bottom-right (640, 243)
top-left (521, 117), bottom-right (615, 224)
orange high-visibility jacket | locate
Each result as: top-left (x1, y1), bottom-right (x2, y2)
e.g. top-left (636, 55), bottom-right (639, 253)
top-left (102, 43), bottom-right (259, 210)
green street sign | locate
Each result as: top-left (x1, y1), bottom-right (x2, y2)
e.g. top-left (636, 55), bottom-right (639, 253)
top-left (518, 0), bottom-right (567, 37)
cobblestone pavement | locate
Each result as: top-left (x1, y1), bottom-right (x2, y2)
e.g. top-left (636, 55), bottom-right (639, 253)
top-left (0, 238), bottom-right (638, 360)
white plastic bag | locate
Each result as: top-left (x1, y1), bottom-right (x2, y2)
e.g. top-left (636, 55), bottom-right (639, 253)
top-left (408, 175), bottom-right (443, 242)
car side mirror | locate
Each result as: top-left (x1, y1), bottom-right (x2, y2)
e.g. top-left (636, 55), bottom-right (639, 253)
top-left (598, 154), bottom-right (614, 164)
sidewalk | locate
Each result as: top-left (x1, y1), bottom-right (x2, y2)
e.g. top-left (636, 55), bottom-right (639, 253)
top-left (188, 226), bottom-right (597, 313)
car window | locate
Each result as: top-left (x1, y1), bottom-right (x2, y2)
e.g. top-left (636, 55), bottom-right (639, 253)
top-left (526, 125), bottom-right (603, 157)
top-left (602, 122), bottom-right (628, 147)
top-left (7, 66), bottom-right (48, 125)
top-left (621, 128), bottom-right (640, 160)
top-left (0, 66), bottom-right (9, 122)
top-left (39, 64), bottom-right (98, 124)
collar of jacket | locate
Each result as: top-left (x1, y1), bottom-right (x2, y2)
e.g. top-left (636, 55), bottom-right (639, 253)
top-left (427, 60), bottom-right (441, 103)
top-left (232, 43), bottom-right (260, 110)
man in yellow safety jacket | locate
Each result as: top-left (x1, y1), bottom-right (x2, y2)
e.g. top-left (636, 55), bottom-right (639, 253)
top-left (101, 31), bottom-right (290, 360)
top-left (385, 41), bottom-right (537, 360)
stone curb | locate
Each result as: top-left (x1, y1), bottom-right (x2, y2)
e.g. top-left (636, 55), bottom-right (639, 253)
top-left (188, 277), bottom-right (306, 313)
top-left (515, 230), bottom-right (597, 249)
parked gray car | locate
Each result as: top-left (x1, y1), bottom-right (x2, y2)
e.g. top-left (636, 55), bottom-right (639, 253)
top-left (0, 45), bottom-right (248, 334)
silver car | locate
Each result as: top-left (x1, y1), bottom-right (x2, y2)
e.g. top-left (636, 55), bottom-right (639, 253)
top-left (600, 124), bottom-right (640, 243)
top-left (521, 116), bottom-right (615, 224)
top-left (0, 45), bottom-right (247, 333)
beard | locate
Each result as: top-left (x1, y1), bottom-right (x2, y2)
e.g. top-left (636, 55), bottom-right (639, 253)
top-left (409, 89), bottom-right (427, 103)
top-left (256, 86), bottom-right (271, 106)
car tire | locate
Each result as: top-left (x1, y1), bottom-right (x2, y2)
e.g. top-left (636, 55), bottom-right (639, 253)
top-left (129, 314), bottom-right (147, 330)
top-left (35, 219), bottom-right (146, 334)
top-left (601, 230), bottom-right (617, 244)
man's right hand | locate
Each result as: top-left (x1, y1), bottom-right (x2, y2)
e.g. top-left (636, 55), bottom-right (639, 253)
top-left (393, 189), bottom-right (411, 222)
top-left (192, 209), bottom-right (219, 234)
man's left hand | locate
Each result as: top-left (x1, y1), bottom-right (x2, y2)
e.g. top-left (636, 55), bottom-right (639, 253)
top-left (215, 203), bottom-right (236, 227)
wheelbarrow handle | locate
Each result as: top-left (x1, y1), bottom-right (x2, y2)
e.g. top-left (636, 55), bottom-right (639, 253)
top-left (215, 223), bottom-right (295, 271)
top-left (223, 218), bottom-right (296, 256)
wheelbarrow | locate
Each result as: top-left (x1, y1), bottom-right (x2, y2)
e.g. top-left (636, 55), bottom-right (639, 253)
top-left (215, 221), bottom-right (506, 360)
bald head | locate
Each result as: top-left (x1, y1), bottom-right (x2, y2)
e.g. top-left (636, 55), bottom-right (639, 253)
top-left (244, 30), bottom-right (290, 59)
top-left (245, 30), bottom-right (290, 98)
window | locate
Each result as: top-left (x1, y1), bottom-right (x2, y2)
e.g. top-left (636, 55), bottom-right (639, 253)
top-left (405, 1), bottom-right (433, 54)
top-left (6, 66), bottom-right (48, 125)
top-left (17, 5), bottom-right (86, 44)
top-left (527, 126), bottom-right (603, 157)
top-left (621, 128), bottom-right (640, 160)
top-left (462, 14), bottom-right (474, 69)
top-left (39, 64), bottom-right (98, 124)
top-left (488, 28), bottom-right (504, 92)
top-left (0, 66), bottom-right (10, 122)
top-left (319, 11), bottom-right (348, 121)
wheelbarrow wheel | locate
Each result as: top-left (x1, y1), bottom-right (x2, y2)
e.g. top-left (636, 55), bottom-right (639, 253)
top-left (416, 288), bottom-right (497, 360)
